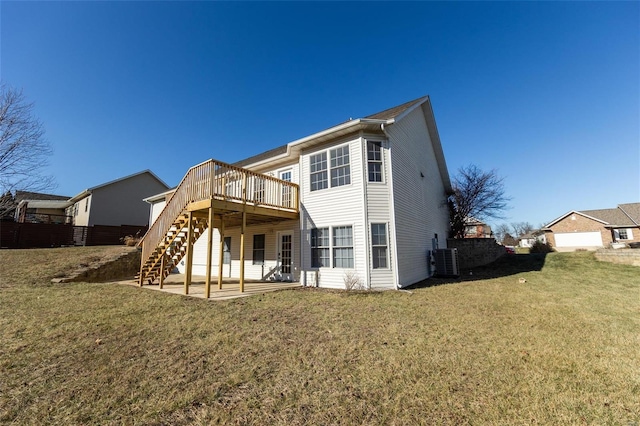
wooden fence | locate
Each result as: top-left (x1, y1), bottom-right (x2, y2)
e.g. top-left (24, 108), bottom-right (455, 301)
top-left (0, 222), bottom-right (147, 249)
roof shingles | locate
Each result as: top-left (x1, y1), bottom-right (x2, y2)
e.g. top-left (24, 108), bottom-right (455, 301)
top-left (580, 203), bottom-right (640, 227)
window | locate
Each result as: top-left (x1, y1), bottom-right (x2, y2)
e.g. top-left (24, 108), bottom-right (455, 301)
top-left (309, 145), bottom-right (350, 191)
top-left (253, 234), bottom-right (265, 265)
top-left (367, 141), bottom-right (383, 182)
top-left (371, 224), bottom-right (388, 269)
top-left (330, 146), bottom-right (350, 187)
top-left (311, 228), bottom-right (330, 267)
top-left (333, 226), bottom-right (354, 268)
top-left (84, 198), bottom-right (89, 212)
top-left (223, 237), bottom-right (231, 264)
top-left (617, 229), bottom-right (632, 240)
top-left (310, 152), bottom-right (328, 191)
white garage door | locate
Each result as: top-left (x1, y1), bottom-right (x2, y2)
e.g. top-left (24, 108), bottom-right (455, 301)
top-left (554, 232), bottom-right (603, 248)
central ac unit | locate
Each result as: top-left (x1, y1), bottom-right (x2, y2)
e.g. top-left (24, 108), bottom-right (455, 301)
top-left (433, 248), bottom-right (460, 277)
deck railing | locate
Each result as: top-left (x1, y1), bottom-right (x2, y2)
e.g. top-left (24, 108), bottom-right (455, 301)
top-left (139, 159), bottom-right (299, 264)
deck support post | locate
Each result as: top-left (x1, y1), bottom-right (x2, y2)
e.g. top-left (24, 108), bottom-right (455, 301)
top-left (239, 210), bottom-right (246, 293)
top-left (204, 205), bottom-right (214, 299)
top-left (184, 211), bottom-right (194, 295)
top-left (159, 253), bottom-right (165, 289)
top-left (138, 244), bottom-right (145, 287)
top-left (218, 218), bottom-right (225, 289)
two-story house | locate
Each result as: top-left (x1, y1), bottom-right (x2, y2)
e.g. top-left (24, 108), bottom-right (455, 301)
top-left (138, 96), bottom-right (453, 292)
top-left (67, 170), bottom-right (170, 227)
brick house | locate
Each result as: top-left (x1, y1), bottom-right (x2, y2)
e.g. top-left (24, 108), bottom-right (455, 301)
top-left (543, 203), bottom-right (640, 251)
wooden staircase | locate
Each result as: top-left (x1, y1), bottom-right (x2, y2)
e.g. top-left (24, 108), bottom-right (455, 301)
top-left (137, 158), bottom-right (299, 288)
top-left (137, 213), bottom-right (208, 285)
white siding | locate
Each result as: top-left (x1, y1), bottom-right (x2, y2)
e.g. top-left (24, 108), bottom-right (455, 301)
top-left (177, 220), bottom-right (300, 281)
top-left (149, 200), bottom-right (166, 225)
top-left (363, 136), bottom-right (395, 290)
top-left (299, 136), bottom-right (368, 289)
top-left (386, 106), bottom-right (450, 288)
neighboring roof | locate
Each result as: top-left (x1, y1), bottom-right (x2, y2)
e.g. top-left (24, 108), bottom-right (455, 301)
top-left (232, 95), bottom-right (452, 192)
top-left (69, 170), bottom-right (170, 203)
top-left (15, 191), bottom-right (70, 202)
top-left (519, 229), bottom-right (544, 240)
top-left (464, 216), bottom-right (487, 226)
top-left (580, 207), bottom-right (636, 227)
top-left (18, 199), bottom-right (71, 209)
top-left (619, 203), bottom-right (640, 225)
top-left (544, 203), bottom-right (640, 229)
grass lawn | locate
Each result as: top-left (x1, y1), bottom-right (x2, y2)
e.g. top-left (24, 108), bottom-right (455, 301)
top-left (0, 247), bottom-right (638, 425)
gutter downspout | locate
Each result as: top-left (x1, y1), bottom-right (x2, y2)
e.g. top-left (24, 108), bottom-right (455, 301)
top-left (381, 123), bottom-right (402, 290)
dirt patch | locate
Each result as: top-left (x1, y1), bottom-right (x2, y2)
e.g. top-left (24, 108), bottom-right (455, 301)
top-left (51, 247), bottom-right (141, 283)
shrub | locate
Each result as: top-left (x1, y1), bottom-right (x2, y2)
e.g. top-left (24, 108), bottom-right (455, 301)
top-left (121, 235), bottom-right (141, 247)
top-left (343, 271), bottom-right (365, 290)
top-left (530, 240), bottom-right (554, 253)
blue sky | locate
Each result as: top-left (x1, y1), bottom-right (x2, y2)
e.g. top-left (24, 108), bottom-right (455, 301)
top-left (2, 1), bottom-right (638, 229)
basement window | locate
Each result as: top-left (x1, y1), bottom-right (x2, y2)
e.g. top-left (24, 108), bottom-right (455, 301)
top-left (253, 234), bottom-right (265, 265)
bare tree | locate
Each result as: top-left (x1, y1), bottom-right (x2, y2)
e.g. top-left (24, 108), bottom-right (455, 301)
top-left (0, 84), bottom-right (55, 216)
top-left (449, 164), bottom-right (510, 238)
top-left (494, 223), bottom-right (511, 244)
top-left (511, 221), bottom-right (534, 238)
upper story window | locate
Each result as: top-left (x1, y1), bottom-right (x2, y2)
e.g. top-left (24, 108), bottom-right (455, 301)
top-left (310, 152), bottom-right (328, 191)
top-left (310, 145), bottom-right (350, 191)
top-left (367, 141), bottom-right (383, 182)
top-left (330, 146), bottom-right (350, 187)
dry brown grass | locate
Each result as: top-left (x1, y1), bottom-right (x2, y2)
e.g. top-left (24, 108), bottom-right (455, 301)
top-left (0, 247), bottom-right (638, 425)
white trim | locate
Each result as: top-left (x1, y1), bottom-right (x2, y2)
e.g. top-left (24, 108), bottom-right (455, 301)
top-left (384, 137), bottom-right (400, 289)
top-left (361, 138), bottom-right (371, 288)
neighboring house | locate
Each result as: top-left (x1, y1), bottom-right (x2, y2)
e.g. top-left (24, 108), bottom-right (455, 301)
top-left (15, 199), bottom-right (72, 224)
top-left (139, 95), bottom-right (453, 291)
top-left (66, 170), bottom-right (170, 227)
top-left (3, 191), bottom-right (69, 223)
top-left (518, 230), bottom-right (546, 248)
top-left (543, 203), bottom-right (640, 251)
top-left (463, 217), bottom-right (492, 238)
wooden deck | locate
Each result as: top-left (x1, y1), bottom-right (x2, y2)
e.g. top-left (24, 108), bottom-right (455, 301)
top-left (138, 159), bottom-right (300, 291)
top-left (124, 274), bottom-right (300, 300)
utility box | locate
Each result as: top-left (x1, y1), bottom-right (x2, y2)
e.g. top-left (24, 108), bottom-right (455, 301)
top-left (433, 248), bottom-right (460, 277)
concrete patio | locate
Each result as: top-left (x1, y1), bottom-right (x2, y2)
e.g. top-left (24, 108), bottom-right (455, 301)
top-left (122, 273), bottom-right (301, 301)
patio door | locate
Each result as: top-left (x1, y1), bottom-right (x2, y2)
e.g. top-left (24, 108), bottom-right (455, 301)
top-left (277, 231), bottom-right (294, 282)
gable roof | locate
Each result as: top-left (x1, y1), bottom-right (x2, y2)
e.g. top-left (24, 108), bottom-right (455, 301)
top-left (232, 96), bottom-right (451, 192)
top-left (69, 170), bottom-right (170, 203)
top-left (364, 96), bottom-right (427, 120)
top-left (544, 203), bottom-right (640, 229)
top-left (234, 97), bottom-right (429, 169)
